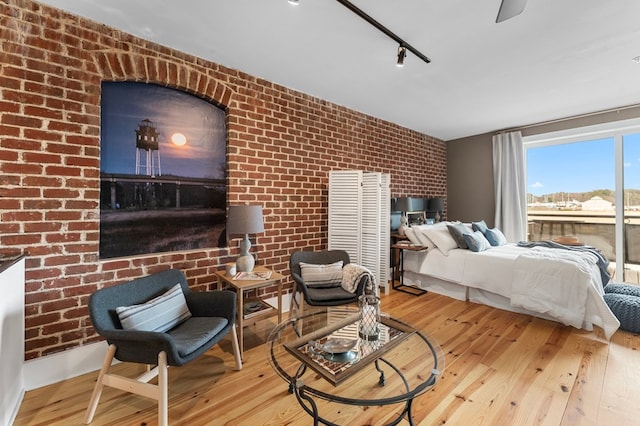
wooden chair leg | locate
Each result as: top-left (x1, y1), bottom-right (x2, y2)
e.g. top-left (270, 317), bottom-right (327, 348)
top-left (157, 351), bottom-right (168, 426)
top-left (85, 345), bottom-right (169, 425)
top-left (288, 283), bottom-right (297, 317)
top-left (84, 336), bottom-right (241, 426)
top-left (231, 324), bottom-right (243, 370)
top-left (288, 284), bottom-right (304, 319)
top-left (85, 344), bottom-right (117, 424)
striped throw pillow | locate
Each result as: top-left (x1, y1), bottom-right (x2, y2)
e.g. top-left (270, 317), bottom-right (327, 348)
top-left (300, 261), bottom-right (343, 288)
top-left (116, 283), bottom-right (192, 332)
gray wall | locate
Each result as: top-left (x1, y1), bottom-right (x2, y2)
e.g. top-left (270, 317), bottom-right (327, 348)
top-left (447, 105), bottom-right (640, 226)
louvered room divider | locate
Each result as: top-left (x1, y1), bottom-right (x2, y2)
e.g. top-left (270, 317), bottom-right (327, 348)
top-left (328, 170), bottom-right (390, 295)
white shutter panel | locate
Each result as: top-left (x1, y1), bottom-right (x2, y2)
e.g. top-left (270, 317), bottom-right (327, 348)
top-left (328, 170), bottom-right (362, 264)
top-left (361, 173), bottom-right (381, 291)
top-left (379, 174), bottom-right (391, 294)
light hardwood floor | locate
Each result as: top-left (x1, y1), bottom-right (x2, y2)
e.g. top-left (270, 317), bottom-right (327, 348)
top-left (15, 289), bottom-right (640, 425)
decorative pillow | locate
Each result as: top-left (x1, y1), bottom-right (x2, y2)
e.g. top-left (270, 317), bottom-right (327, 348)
top-left (462, 231), bottom-right (491, 252)
top-left (116, 283), bottom-right (192, 332)
top-left (485, 228), bottom-right (507, 246)
top-left (300, 261), bottom-right (343, 288)
top-left (447, 223), bottom-right (469, 249)
top-left (422, 225), bottom-right (459, 255)
top-left (471, 220), bottom-right (488, 234)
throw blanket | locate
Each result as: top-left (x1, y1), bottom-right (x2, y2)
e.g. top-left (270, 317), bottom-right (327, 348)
top-left (517, 240), bottom-right (610, 286)
top-left (341, 264), bottom-right (376, 295)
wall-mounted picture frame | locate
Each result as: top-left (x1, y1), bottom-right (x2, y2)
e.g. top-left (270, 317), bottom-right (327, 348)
top-left (99, 82), bottom-right (227, 259)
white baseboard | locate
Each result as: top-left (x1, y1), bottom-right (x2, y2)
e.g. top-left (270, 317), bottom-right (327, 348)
top-left (23, 293), bottom-right (292, 391)
top-left (23, 340), bottom-right (109, 391)
top-left (6, 388), bottom-right (25, 426)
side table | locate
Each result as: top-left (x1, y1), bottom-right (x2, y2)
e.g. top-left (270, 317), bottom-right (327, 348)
top-left (391, 243), bottom-right (429, 296)
top-left (215, 266), bottom-right (285, 357)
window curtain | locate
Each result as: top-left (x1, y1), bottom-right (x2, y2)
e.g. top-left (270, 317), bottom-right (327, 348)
top-left (492, 131), bottom-right (526, 242)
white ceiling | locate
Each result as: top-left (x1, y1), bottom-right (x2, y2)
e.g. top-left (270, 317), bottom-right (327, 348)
top-left (38, 0), bottom-right (640, 141)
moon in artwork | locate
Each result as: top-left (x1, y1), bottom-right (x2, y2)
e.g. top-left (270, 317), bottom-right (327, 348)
top-left (171, 133), bottom-right (187, 146)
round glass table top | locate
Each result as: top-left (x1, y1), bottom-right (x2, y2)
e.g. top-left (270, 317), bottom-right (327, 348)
top-left (267, 306), bottom-right (445, 421)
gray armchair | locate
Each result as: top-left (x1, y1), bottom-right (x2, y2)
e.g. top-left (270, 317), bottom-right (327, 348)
top-left (84, 269), bottom-right (241, 425)
top-left (289, 250), bottom-right (368, 315)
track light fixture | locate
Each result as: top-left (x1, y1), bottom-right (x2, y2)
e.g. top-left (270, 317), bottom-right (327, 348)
top-left (335, 0), bottom-right (430, 65)
top-left (396, 45), bottom-right (406, 67)
top-left (289, 0), bottom-right (431, 65)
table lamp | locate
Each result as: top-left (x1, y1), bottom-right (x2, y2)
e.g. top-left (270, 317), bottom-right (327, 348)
top-left (226, 205), bottom-right (264, 272)
top-left (427, 198), bottom-right (445, 222)
top-left (392, 197), bottom-right (411, 236)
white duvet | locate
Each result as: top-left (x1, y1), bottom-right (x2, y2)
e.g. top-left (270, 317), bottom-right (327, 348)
top-left (403, 244), bottom-right (620, 338)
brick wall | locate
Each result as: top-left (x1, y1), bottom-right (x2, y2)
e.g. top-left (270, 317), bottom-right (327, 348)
top-left (0, 0), bottom-right (447, 360)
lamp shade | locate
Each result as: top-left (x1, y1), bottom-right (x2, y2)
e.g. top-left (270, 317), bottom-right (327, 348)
top-left (392, 197), bottom-right (411, 213)
top-left (226, 205), bottom-right (264, 235)
top-left (428, 198), bottom-right (445, 212)
top-left (407, 197), bottom-right (425, 212)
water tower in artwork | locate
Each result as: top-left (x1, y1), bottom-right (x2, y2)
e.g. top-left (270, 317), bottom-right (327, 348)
top-left (135, 118), bottom-right (162, 177)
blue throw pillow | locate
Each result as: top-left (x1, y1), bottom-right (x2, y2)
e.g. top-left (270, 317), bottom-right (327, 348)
top-left (485, 228), bottom-right (507, 246)
top-left (462, 231), bottom-right (491, 252)
top-left (447, 223), bottom-right (469, 249)
top-left (471, 220), bottom-right (488, 234)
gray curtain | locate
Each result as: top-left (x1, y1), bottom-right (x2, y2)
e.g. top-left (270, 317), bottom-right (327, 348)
top-left (492, 131), bottom-right (526, 242)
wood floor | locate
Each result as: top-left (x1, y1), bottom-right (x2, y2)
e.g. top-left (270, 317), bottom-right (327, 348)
top-left (15, 289), bottom-right (640, 426)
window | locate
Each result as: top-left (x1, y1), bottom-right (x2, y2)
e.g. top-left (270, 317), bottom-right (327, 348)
top-left (524, 118), bottom-right (640, 284)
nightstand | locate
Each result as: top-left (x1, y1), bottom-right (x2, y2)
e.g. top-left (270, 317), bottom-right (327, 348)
top-left (391, 243), bottom-right (428, 296)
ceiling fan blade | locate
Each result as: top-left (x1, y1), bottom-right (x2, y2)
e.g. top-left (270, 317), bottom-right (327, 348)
top-left (496, 0), bottom-right (527, 23)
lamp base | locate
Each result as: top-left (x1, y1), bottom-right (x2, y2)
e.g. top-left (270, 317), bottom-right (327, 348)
top-left (236, 254), bottom-right (255, 273)
top-left (236, 234), bottom-right (256, 272)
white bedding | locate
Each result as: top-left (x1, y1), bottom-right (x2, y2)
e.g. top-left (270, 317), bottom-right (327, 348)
top-left (402, 243), bottom-right (620, 338)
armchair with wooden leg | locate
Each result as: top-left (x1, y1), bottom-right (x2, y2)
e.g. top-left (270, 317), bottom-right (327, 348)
top-left (289, 250), bottom-right (369, 316)
top-left (84, 269), bottom-right (242, 426)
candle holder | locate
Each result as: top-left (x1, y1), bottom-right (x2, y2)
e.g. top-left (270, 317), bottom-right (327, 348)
top-left (358, 294), bottom-right (380, 341)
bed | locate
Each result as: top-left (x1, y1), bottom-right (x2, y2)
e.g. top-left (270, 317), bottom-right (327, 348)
top-left (400, 222), bottom-right (620, 339)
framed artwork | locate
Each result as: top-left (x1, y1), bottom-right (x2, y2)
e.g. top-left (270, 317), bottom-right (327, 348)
top-left (99, 82), bottom-right (227, 259)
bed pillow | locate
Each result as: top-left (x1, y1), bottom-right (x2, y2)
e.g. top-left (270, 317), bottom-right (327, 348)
top-left (422, 225), bottom-right (459, 255)
top-left (410, 225), bottom-right (437, 249)
top-left (447, 222), bottom-right (469, 249)
top-left (471, 220), bottom-right (489, 234)
top-left (300, 261), bottom-right (343, 288)
top-left (485, 228), bottom-right (507, 246)
top-left (402, 227), bottom-right (422, 246)
top-left (116, 283), bottom-right (192, 332)
top-left (462, 231), bottom-right (491, 252)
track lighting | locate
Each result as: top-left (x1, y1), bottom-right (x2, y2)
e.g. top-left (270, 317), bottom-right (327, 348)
top-left (335, 0), bottom-right (430, 65)
top-left (289, 0), bottom-right (431, 65)
top-left (396, 45), bottom-right (406, 67)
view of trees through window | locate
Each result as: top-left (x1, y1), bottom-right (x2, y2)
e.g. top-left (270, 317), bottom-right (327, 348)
top-left (525, 123), bottom-right (640, 284)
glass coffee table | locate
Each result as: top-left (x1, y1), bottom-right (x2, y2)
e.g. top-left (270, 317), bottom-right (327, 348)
top-left (267, 307), bottom-right (444, 425)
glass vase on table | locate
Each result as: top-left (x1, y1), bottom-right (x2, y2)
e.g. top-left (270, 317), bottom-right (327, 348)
top-left (358, 294), bottom-right (380, 342)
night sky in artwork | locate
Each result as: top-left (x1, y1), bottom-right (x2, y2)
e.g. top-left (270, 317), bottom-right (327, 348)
top-left (100, 82), bottom-right (226, 179)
